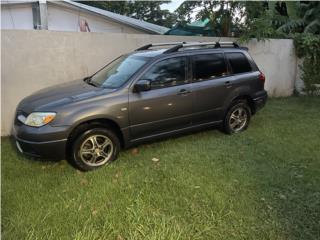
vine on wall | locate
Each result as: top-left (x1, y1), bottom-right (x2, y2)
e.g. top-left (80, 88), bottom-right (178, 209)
top-left (293, 34), bottom-right (320, 95)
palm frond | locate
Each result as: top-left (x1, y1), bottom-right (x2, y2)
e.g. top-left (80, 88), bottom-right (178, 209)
top-left (304, 19), bottom-right (320, 34)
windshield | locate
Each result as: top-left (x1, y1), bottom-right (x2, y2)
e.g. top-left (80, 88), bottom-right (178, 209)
top-left (90, 55), bottom-right (147, 88)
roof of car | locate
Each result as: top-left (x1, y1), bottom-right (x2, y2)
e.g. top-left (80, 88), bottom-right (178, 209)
top-left (129, 46), bottom-right (246, 59)
top-left (130, 49), bottom-right (167, 58)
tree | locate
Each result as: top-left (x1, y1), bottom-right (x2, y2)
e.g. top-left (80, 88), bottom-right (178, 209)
top-left (241, 1), bottom-right (320, 38)
top-left (174, 1), bottom-right (246, 37)
top-left (80, 1), bottom-right (176, 28)
top-left (277, 1), bottom-right (320, 34)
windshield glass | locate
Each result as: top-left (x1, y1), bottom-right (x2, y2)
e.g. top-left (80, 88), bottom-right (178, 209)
top-left (90, 55), bottom-right (147, 88)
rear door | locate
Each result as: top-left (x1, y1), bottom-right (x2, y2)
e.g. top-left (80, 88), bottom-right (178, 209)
top-left (224, 52), bottom-right (260, 91)
top-left (128, 56), bottom-right (193, 140)
top-left (191, 52), bottom-right (235, 125)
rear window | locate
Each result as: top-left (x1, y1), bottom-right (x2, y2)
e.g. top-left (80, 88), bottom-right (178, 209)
top-left (226, 52), bottom-right (252, 74)
top-left (192, 54), bottom-right (227, 82)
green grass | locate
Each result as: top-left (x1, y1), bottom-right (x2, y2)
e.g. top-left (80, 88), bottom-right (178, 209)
top-left (2, 97), bottom-right (320, 240)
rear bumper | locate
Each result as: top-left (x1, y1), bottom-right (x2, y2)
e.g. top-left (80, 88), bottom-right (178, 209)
top-left (253, 90), bottom-right (268, 113)
top-left (12, 124), bottom-right (68, 159)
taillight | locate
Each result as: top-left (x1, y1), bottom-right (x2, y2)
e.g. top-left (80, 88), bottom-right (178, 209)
top-left (259, 72), bottom-right (265, 85)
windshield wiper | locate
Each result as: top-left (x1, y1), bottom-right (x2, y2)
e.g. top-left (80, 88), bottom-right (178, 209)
top-left (84, 77), bottom-right (97, 87)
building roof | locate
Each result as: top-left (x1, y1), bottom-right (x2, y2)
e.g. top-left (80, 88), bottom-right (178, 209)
top-left (54, 1), bottom-right (170, 34)
top-left (1, 0), bottom-right (170, 34)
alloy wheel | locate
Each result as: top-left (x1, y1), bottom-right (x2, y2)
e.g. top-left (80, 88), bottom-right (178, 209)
top-left (228, 107), bottom-right (248, 132)
top-left (79, 135), bottom-right (114, 166)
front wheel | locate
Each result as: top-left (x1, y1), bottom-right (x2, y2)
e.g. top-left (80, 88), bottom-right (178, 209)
top-left (71, 128), bottom-right (120, 171)
top-left (223, 100), bottom-right (251, 134)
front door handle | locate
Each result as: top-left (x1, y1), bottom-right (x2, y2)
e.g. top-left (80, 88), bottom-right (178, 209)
top-left (177, 89), bottom-right (191, 95)
top-left (225, 81), bottom-right (233, 88)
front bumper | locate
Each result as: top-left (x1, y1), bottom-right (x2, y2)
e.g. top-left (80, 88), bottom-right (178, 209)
top-left (12, 123), bottom-right (69, 159)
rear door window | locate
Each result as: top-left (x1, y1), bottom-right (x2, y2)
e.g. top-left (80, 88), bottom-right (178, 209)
top-left (225, 52), bottom-right (252, 74)
top-left (192, 53), bottom-right (228, 82)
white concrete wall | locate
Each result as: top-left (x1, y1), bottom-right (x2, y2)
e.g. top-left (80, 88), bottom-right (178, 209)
top-left (1, 30), bottom-right (297, 135)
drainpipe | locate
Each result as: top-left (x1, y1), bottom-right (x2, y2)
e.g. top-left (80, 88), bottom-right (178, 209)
top-left (39, 0), bottom-right (48, 30)
top-left (31, 2), bottom-right (41, 29)
top-left (31, 0), bottom-right (48, 30)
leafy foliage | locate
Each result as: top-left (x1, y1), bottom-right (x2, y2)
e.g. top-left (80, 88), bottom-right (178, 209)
top-left (239, 10), bottom-right (286, 43)
top-left (277, 1), bottom-right (320, 34)
top-left (294, 33), bottom-right (320, 95)
top-left (80, 1), bottom-right (176, 28)
top-left (175, 1), bottom-right (245, 37)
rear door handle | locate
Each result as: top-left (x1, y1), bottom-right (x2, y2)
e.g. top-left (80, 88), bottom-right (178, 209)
top-left (177, 89), bottom-right (191, 95)
top-left (225, 81), bottom-right (233, 88)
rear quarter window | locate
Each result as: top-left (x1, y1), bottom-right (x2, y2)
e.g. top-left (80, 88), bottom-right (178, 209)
top-left (225, 52), bottom-right (252, 74)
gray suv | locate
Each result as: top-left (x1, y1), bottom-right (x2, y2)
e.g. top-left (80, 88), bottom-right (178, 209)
top-left (13, 42), bottom-right (267, 171)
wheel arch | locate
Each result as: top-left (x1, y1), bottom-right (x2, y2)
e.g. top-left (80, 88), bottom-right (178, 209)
top-left (230, 95), bottom-right (255, 114)
top-left (223, 86), bottom-right (256, 115)
top-left (66, 118), bottom-right (125, 157)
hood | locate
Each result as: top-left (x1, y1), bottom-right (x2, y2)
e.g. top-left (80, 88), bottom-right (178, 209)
top-left (18, 79), bottom-right (110, 113)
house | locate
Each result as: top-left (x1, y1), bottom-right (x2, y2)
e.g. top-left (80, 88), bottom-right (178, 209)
top-left (165, 18), bottom-right (215, 36)
top-left (1, 0), bottom-right (169, 34)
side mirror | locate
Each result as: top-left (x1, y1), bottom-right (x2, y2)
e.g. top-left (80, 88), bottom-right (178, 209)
top-left (134, 79), bottom-right (151, 92)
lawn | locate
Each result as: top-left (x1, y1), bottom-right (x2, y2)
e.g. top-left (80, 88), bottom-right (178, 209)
top-left (1, 97), bottom-right (320, 240)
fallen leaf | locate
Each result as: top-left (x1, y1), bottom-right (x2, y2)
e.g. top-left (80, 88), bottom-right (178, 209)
top-left (41, 166), bottom-right (46, 170)
top-left (92, 209), bottom-right (98, 216)
top-left (152, 157), bottom-right (159, 162)
top-left (117, 235), bottom-right (124, 240)
top-left (279, 194), bottom-right (287, 200)
top-left (80, 178), bottom-right (88, 186)
top-left (76, 170), bottom-right (82, 175)
top-left (131, 148), bottom-right (139, 155)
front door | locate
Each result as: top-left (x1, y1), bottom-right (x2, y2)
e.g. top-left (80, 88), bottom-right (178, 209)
top-left (128, 56), bottom-right (193, 140)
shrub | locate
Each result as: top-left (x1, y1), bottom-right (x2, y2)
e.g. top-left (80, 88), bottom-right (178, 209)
top-left (293, 33), bottom-right (320, 95)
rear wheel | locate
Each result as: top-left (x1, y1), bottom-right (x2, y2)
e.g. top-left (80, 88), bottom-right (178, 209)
top-left (71, 128), bottom-right (120, 171)
top-left (223, 100), bottom-right (251, 134)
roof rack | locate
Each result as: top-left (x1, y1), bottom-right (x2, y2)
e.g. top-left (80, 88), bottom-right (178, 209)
top-left (135, 42), bottom-right (187, 51)
top-left (164, 41), bottom-right (240, 53)
top-left (135, 41), bottom-right (244, 53)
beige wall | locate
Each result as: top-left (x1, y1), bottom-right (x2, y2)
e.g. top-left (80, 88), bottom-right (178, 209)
top-left (1, 30), bottom-right (297, 135)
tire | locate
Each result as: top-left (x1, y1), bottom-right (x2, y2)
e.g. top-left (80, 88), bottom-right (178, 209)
top-left (71, 127), bottom-right (120, 171)
top-left (223, 100), bottom-right (251, 134)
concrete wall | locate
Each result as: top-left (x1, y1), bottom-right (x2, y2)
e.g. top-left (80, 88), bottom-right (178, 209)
top-left (1, 30), bottom-right (297, 135)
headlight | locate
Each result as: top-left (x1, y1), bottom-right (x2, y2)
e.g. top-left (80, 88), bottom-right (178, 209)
top-left (23, 112), bottom-right (56, 127)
